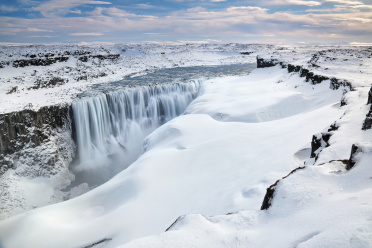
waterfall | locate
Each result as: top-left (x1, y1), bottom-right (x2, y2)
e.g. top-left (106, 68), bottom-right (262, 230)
top-left (71, 81), bottom-right (200, 185)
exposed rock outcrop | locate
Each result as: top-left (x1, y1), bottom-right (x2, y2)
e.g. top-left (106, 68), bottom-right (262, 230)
top-left (347, 144), bottom-right (360, 170)
top-left (285, 63), bottom-right (353, 90)
top-left (0, 105), bottom-right (74, 175)
top-left (310, 132), bottom-right (332, 159)
top-left (330, 78), bottom-right (353, 91)
top-left (78, 54), bottom-right (120, 62)
top-left (12, 56), bottom-right (69, 68)
top-left (347, 143), bottom-right (372, 170)
top-left (362, 106), bottom-right (372, 130)
top-left (287, 64), bottom-right (301, 73)
top-left (2, 50), bottom-right (120, 69)
top-left (287, 63), bottom-right (331, 86)
top-left (362, 87), bottom-right (372, 130)
top-left (256, 56), bottom-right (279, 68)
top-left (261, 166), bottom-right (306, 210)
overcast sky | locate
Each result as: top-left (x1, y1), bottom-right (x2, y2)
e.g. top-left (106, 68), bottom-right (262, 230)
top-left (1, 0), bottom-right (372, 44)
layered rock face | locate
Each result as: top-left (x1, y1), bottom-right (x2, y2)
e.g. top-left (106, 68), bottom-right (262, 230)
top-left (0, 105), bottom-right (74, 176)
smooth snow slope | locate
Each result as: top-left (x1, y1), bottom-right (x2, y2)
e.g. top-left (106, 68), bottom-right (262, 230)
top-left (0, 66), bottom-right (345, 248)
top-left (119, 48), bottom-right (372, 247)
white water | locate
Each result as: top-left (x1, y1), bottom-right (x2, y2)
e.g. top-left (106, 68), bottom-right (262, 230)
top-left (71, 81), bottom-right (200, 186)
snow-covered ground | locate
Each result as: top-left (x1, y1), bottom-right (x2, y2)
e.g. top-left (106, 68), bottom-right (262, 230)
top-left (0, 44), bottom-right (371, 248)
top-left (0, 43), bottom-right (264, 114)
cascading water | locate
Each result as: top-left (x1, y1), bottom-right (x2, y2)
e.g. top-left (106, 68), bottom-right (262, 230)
top-left (71, 81), bottom-right (200, 186)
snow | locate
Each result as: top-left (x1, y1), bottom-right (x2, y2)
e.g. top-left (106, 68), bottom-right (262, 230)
top-left (0, 43), bottom-right (262, 114)
top-left (0, 44), bottom-right (372, 248)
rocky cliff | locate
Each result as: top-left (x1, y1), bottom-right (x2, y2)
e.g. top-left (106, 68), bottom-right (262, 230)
top-left (0, 105), bottom-right (75, 176)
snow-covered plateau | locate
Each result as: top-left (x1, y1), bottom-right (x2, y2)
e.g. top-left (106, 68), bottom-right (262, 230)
top-left (0, 43), bottom-right (371, 248)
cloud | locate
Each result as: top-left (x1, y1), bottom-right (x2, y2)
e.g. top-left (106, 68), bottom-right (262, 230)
top-left (2, 3), bottom-right (372, 44)
top-left (29, 35), bottom-right (58, 38)
top-left (351, 4), bottom-right (372, 9)
top-left (17, 0), bottom-right (38, 6)
top-left (0, 5), bottom-right (18, 12)
top-left (131, 4), bottom-right (155, 9)
top-left (226, 6), bottom-right (268, 12)
top-left (69, 10), bottom-right (82, 14)
top-left (32, 0), bottom-right (112, 17)
top-left (324, 0), bottom-right (363, 4)
top-left (144, 33), bottom-right (169, 36)
top-left (90, 7), bottom-right (135, 17)
top-left (262, 0), bottom-right (322, 6)
top-left (90, 7), bottom-right (156, 19)
top-left (70, 32), bottom-right (104, 36)
top-left (305, 6), bottom-right (361, 12)
top-left (211, 0), bottom-right (227, 2)
top-left (27, 28), bottom-right (53, 32)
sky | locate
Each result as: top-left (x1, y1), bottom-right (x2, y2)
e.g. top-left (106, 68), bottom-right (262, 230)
top-left (0, 0), bottom-right (372, 44)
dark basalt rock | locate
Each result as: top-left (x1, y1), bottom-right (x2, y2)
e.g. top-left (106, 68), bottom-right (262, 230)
top-left (362, 107), bottom-right (372, 130)
top-left (79, 56), bottom-right (88, 62)
top-left (362, 88), bottom-right (372, 130)
top-left (310, 132), bottom-right (332, 158)
top-left (240, 52), bottom-right (253, 55)
top-left (165, 216), bottom-right (184, 231)
top-left (300, 68), bottom-right (309, 78)
top-left (260, 179), bottom-right (280, 210)
top-left (6, 86), bottom-right (18, 94)
top-left (257, 56), bottom-right (279, 68)
top-left (328, 122), bottom-right (339, 132)
top-left (347, 144), bottom-right (360, 170)
top-left (311, 74), bottom-right (329, 85)
top-left (279, 62), bottom-right (287, 69)
top-left (12, 57), bottom-right (69, 68)
top-left (0, 105), bottom-right (72, 174)
top-left (261, 166), bottom-right (305, 210)
top-left (83, 238), bottom-right (112, 248)
top-left (330, 78), bottom-right (353, 91)
top-left (0, 61), bottom-right (10, 68)
top-left (287, 64), bottom-right (301, 73)
top-left (286, 63), bottom-right (332, 86)
top-left (79, 54), bottom-right (120, 62)
top-left (28, 77), bottom-right (67, 90)
top-left (305, 72), bottom-right (329, 85)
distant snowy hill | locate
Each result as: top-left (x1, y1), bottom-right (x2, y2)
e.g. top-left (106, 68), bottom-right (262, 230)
top-left (0, 44), bottom-right (371, 248)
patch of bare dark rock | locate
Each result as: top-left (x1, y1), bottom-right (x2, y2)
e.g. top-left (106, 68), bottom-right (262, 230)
top-left (28, 77), bottom-right (67, 90)
top-left (83, 238), bottom-right (112, 248)
top-left (78, 54), bottom-right (120, 63)
top-left (0, 105), bottom-right (73, 175)
top-left (6, 86), bottom-right (18, 94)
top-left (12, 56), bottom-right (69, 68)
top-left (261, 166), bottom-right (306, 210)
top-left (240, 52), bottom-right (253, 55)
top-left (347, 144), bottom-right (360, 170)
top-left (256, 56), bottom-right (279, 68)
top-left (310, 132), bottom-right (332, 160)
top-left (362, 87), bottom-right (372, 130)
